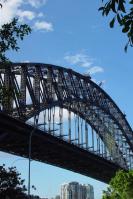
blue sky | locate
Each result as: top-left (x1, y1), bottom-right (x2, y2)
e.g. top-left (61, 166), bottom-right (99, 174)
top-left (0, 0), bottom-right (133, 198)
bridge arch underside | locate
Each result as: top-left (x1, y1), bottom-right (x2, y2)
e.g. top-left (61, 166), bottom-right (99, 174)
top-left (0, 63), bottom-right (133, 180)
top-left (27, 101), bottom-right (131, 171)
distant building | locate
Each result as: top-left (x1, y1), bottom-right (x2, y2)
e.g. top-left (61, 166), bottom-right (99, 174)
top-left (60, 182), bottom-right (94, 199)
top-left (61, 182), bottom-right (79, 199)
top-left (55, 195), bottom-right (60, 199)
top-left (82, 184), bottom-right (94, 199)
top-left (41, 198), bottom-right (48, 199)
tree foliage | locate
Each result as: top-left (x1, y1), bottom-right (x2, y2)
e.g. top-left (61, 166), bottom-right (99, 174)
top-left (0, 164), bottom-right (40, 199)
top-left (0, 18), bottom-right (31, 63)
top-left (0, 1), bottom-right (31, 63)
top-left (102, 170), bottom-right (133, 199)
top-left (99, 0), bottom-right (133, 51)
top-left (0, 1), bottom-right (31, 104)
top-left (0, 164), bottom-right (28, 199)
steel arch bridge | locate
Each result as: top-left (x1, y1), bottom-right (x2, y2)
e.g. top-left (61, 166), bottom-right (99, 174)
top-left (0, 63), bottom-right (133, 183)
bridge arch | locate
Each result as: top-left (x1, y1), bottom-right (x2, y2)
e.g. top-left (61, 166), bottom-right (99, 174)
top-left (0, 63), bottom-right (133, 171)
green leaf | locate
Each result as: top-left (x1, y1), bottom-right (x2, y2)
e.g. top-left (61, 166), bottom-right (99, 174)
top-left (105, 6), bottom-right (110, 16)
top-left (122, 26), bottom-right (130, 33)
top-left (118, 1), bottom-right (126, 13)
top-left (111, 0), bottom-right (117, 13)
top-left (129, 0), bottom-right (133, 4)
top-left (110, 17), bottom-right (115, 28)
top-left (98, 7), bottom-right (104, 11)
top-left (125, 20), bottom-right (132, 27)
top-left (117, 14), bottom-right (122, 25)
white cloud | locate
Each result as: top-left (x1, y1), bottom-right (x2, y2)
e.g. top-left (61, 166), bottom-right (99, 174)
top-left (29, 108), bottom-right (74, 125)
top-left (64, 53), bottom-right (92, 68)
top-left (21, 60), bottom-right (30, 63)
top-left (38, 12), bottom-right (44, 18)
top-left (64, 52), bottom-right (104, 75)
top-left (54, 108), bottom-right (70, 121)
top-left (27, 0), bottom-right (47, 8)
top-left (0, 0), bottom-right (53, 32)
top-left (0, 0), bottom-right (23, 26)
top-left (86, 66), bottom-right (104, 75)
top-left (33, 21), bottom-right (53, 32)
top-left (17, 10), bottom-right (36, 21)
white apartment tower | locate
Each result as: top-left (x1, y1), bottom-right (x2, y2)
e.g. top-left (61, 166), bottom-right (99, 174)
top-left (60, 182), bottom-right (94, 199)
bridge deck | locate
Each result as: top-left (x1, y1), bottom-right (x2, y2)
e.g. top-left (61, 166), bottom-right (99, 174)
top-left (0, 113), bottom-right (123, 183)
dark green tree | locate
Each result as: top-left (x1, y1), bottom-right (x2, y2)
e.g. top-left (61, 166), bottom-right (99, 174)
top-left (0, 0), bottom-right (31, 63)
top-left (102, 170), bottom-right (133, 199)
top-left (0, 165), bottom-right (40, 199)
top-left (0, 18), bottom-right (31, 63)
top-left (99, 0), bottom-right (133, 51)
top-left (0, 164), bottom-right (28, 199)
top-left (0, 0), bottom-right (31, 105)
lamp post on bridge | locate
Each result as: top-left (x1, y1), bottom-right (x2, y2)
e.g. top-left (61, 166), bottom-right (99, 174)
top-left (27, 108), bottom-right (61, 198)
top-left (28, 114), bottom-right (39, 199)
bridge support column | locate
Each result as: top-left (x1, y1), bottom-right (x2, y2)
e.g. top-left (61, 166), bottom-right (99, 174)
top-left (3, 67), bottom-right (13, 114)
top-left (20, 67), bottom-right (26, 116)
top-left (33, 66), bottom-right (40, 111)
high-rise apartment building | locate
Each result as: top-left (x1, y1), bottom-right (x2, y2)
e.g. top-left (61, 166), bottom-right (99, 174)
top-left (60, 182), bottom-right (94, 199)
top-left (82, 184), bottom-right (94, 199)
top-left (61, 182), bottom-right (80, 199)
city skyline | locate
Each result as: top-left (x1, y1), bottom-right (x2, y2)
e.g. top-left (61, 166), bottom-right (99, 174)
top-left (0, 1), bottom-right (133, 199)
top-left (38, 181), bottom-right (94, 199)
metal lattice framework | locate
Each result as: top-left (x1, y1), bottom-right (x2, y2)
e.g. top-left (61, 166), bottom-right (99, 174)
top-left (0, 63), bottom-right (133, 171)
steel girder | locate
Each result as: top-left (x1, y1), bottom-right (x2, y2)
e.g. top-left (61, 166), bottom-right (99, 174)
top-left (0, 63), bottom-right (133, 170)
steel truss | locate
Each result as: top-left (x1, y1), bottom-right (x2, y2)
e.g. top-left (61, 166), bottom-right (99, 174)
top-left (0, 63), bottom-right (133, 170)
